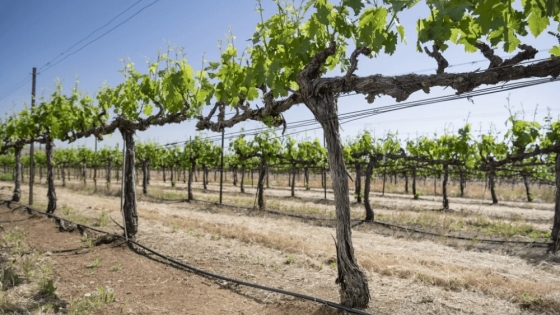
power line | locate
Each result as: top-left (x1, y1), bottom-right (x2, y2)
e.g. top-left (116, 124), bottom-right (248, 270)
top-left (37, 0), bottom-right (144, 72)
top-left (0, 75), bottom-right (32, 103)
top-left (0, 0), bottom-right (158, 103)
top-left (37, 0), bottom-right (161, 75)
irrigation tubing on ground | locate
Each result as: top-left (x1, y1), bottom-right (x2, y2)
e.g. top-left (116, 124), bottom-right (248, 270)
top-left (369, 219), bottom-right (552, 247)
top-left (192, 197), bottom-right (342, 222)
top-left (142, 194), bottom-right (340, 223)
top-left (0, 198), bottom-right (376, 315)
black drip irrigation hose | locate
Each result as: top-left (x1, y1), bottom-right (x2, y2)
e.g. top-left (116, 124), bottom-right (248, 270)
top-left (368, 219), bottom-right (552, 247)
top-left (0, 199), bottom-right (376, 315)
top-left (191, 197), bottom-right (339, 221)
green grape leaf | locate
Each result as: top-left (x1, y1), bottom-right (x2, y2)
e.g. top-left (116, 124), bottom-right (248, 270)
top-left (550, 46), bottom-right (560, 56)
top-left (528, 8), bottom-right (549, 36)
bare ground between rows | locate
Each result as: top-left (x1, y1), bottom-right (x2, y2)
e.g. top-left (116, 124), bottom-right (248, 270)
top-left (0, 205), bottom-right (335, 315)
top-left (142, 193), bottom-right (558, 267)
top-left (9, 180), bottom-right (556, 266)
top-left (6, 184), bottom-right (560, 314)
top-left (147, 183), bottom-right (554, 236)
top-left (153, 181), bottom-right (555, 223)
top-left (22, 178), bottom-right (554, 228)
top-left (153, 179), bottom-right (554, 211)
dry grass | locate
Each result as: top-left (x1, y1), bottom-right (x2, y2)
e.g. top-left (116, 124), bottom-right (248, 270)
top-left (6, 180), bottom-right (560, 314)
top-left (169, 187), bottom-right (552, 241)
top-left (139, 207), bottom-right (560, 313)
top-left (376, 211), bottom-right (551, 240)
top-left (0, 227), bottom-right (63, 314)
top-left (250, 171), bottom-right (555, 203)
top-left (357, 248), bottom-right (560, 313)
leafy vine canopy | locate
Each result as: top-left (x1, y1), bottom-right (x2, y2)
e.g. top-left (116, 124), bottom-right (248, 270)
top-left (97, 48), bottom-right (214, 123)
top-left (204, 0), bottom-right (560, 106)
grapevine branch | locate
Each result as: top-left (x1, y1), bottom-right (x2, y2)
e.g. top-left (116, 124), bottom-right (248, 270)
top-left (352, 150), bottom-right (464, 167)
top-left (480, 142), bottom-right (560, 171)
top-left (423, 44), bottom-right (449, 74)
top-left (475, 43), bottom-right (537, 69)
top-left (49, 110), bottom-right (190, 144)
top-left (196, 94), bottom-right (301, 132)
top-left (345, 47), bottom-right (372, 88)
top-left (196, 41), bottom-right (560, 131)
top-left (474, 42), bottom-right (503, 69)
top-left (500, 44), bottom-right (538, 67)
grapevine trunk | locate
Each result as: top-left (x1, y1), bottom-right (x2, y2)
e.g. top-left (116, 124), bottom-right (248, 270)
top-left (442, 163), bottom-right (449, 210)
top-left (552, 153), bottom-right (560, 250)
top-left (121, 130), bottom-right (138, 239)
top-left (257, 159), bottom-right (266, 210)
top-left (355, 163), bottom-right (362, 203)
top-left (45, 138), bottom-right (57, 214)
top-left (303, 92), bottom-right (370, 308)
top-left (364, 158), bottom-right (375, 222)
top-left (12, 146), bottom-right (22, 202)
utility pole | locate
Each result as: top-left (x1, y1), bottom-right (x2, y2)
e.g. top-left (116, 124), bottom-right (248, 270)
top-left (29, 67), bottom-right (37, 205)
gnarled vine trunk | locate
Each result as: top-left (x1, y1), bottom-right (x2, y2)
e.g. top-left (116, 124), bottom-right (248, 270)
top-left (188, 160), bottom-right (195, 201)
top-left (121, 130), bottom-right (138, 239)
top-left (403, 171), bottom-right (408, 194)
top-left (204, 167), bottom-right (208, 186)
top-left (355, 162), bottom-right (362, 203)
top-left (45, 138), bottom-right (57, 214)
top-left (412, 166), bottom-right (418, 199)
top-left (442, 163), bottom-right (449, 210)
top-left (381, 168), bottom-right (387, 196)
top-left (93, 163), bottom-right (98, 193)
top-left (202, 165), bottom-right (208, 190)
top-left (522, 172), bottom-right (532, 202)
top-left (202, 165), bottom-right (206, 190)
top-left (257, 159), bottom-right (266, 210)
top-left (12, 146), bottom-right (22, 202)
top-left (61, 164), bottom-right (66, 187)
top-left (291, 163), bottom-right (296, 197)
top-left (142, 160), bottom-right (149, 195)
top-left (552, 153), bottom-right (560, 251)
top-left (106, 160), bottom-right (112, 189)
top-left (488, 169), bottom-right (498, 204)
top-left (240, 164), bottom-right (245, 193)
top-left (303, 91), bottom-right (370, 308)
top-left (82, 161), bottom-right (87, 187)
top-left (459, 168), bottom-right (465, 197)
top-left (364, 158), bottom-right (375, 222)
top-left (266, 167), bottom-right (269, 188)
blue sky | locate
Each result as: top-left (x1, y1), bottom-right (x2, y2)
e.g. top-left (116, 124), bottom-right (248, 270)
top-left (1, 0), bottom-right (559, 151)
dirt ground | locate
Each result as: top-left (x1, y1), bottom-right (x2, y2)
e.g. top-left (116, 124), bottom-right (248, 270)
top-left (0, 206), bottom-right (332, 315)
top-left (1, 178), bottom-right (560, 315)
